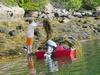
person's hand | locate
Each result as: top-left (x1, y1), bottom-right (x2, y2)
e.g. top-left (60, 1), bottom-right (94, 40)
top-left (37, 22), bottom-right (43, 26)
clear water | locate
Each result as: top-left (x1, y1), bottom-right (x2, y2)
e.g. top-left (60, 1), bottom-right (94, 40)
top-left (0, 39), bottom-right (100, 75)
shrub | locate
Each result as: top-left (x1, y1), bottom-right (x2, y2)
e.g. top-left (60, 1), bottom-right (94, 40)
top-left (82, 0), bottom-right (100, 10)
top-left (65, 0), bottom-right (82, 10)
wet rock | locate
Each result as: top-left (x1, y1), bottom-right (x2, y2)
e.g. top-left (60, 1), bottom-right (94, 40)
top-left (98, 24), bottom-right (100, 27)
top-left (54, 13), bottom-right (59, 19)
top-left (0, 27), bottom-right (9, 33)
top-left (34, 29), bottom-right (40, 37)
top-left (8, 30), bottom-right (16, 36)
top-left (43, 3), bottom-right (54, 14)
top-left (95, 6), bottom-right (100, 13)
top-left (16, 25), bottom-right (23, 30)
top-left (94, 27), bottom-right (100, 32)
top-left (72, 12), bottom-right (82, 18)
top-left (0, 52), bottom-right (6, 56)
top-left (82, 11), bottom-right (92, 16)
top-left (46, 13), bottom-right (55, 20)
top-left (82, 25), bottom-right (87, 28)
top-left (83, 21), bottom-right (87, 24)
top-left (8, 50), bottom-right (18, 56)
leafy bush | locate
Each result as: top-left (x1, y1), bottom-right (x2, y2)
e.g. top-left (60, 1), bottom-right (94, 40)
top-left (51, 0), bottom-right (82, 10)
top-left (0, 0), bottom-right (17, 6)
top-left (17, 0), bottom-right (49, 10)
top-left (66, 0), bottom-right (82, 10)
top-left (82, 0), bottom-right (100, 10)
top-left (0, 0), bottom-right (100, 10)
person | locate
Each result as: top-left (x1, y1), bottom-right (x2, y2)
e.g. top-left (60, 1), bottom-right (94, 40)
top-left (25, 19), bottom-right (42, 60)
top-left (44, 40), bottom-right (57, 58)
top-left (44, 40), bottom-right (59, 72)
top-left (41, 18), bottom-right (53, 49)
top-left (25, 19), bottom-right (43, 75)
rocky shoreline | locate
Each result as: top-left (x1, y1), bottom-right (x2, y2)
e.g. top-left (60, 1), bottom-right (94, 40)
top-left (0, 16), bottom-right (100, 57)
top-left (0, 3), bottom-right (100, 57)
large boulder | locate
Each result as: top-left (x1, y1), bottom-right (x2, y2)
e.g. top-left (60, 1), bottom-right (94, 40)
top-left (0, 3), bottom-right (25, 20)
top-left (0, 3), bottom-right (13, 19)
top-left (43, 3), bottom-right (54, 14)
top-left (11, 6), bottom-right (25, 18)
top-left (95, 6), bottom-right (100, 12)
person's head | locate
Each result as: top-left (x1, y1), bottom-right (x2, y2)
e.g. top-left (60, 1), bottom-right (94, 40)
top-left (28, 19), bottom-right (33, 24)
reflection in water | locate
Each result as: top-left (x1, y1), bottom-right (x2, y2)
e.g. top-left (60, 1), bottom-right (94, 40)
top-left (45, 56), bottom-right (59, 73)
top-left (36, 56), bottom-right (73, 75)
top-left (55, 56), bottom-right (72, 69)
top-left (1, 40), bottom-right (100, 75)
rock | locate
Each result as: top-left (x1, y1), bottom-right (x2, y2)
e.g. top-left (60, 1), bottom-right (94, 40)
top-left (0, 3), bottom-right (13, 19)
top-left (46, 13), bottom-right (54, 20)
top-left (63, 18), bottom-right (70, 23)
top-left (82, 11), bottom-right (92, 16)
top-left (95, 6), bottom-right (100, 12)
top-left (80, 31), bottom-right (89, 39)
top-left (11, 6), bottom-right (25, 18)
top-left (8, 30), bottom-right (16, 36)
top-left (16, 25), bottom-right (23, 30)
top-left (43, 3), bottom-right (54, 14)
top-left (31, 11), bottom-right (39, 18)
top-left (73, 12), bottom-right (82, 18)
top-left (82, 25), bottom-right (87, 28)
top-left (0, 27), bottom-right (9, 33)
top-left (38, 13), bottom-right (46, 18)
top-left (0, 4), bottom-right (25, 20)
top-left (94, 27), bottom-right (100, 33)
top-left (83, 21), bottom-right (87, 24)
top-left (8, 50), bottom-right (18, 55)
top-left (34, 29), bottom-right (40, 37)
top-left (54, 12), bottom-right (59, 19)
top-left (67, 14), bottom-right (74, 19)
top-left (0, 52), bottom-right (6, 56)
top-left (94, 17), bottom-right (99, 20)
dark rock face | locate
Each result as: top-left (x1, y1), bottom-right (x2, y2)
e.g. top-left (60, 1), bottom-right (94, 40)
top-left (82, 25), bottom-right (87, 28)
top-left (16, 25), bottom-right (23, 30)
top-left (8, 30), bottom-right (16, 36)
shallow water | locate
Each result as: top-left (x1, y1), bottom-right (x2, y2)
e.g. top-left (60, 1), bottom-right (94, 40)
top-left (0, 39), bottom-right (100, 75)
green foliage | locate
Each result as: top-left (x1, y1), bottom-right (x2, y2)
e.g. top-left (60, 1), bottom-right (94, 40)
top-left (65, 0), bottom-right (82, 10)
top-left (19, 2), bottom-right (40, 10)
top-left (18, 0), bottom-right (49, 10)
top-left (82, 0), bottom-right (100, 10)
top-left (51, 0), bottom-right (100, 10)
top-left (51, 0), bottom-right (82, 10)
top-left (0, 0), bottom-right (100, 10)
top-left (0, 0), bottom-right (17, 6)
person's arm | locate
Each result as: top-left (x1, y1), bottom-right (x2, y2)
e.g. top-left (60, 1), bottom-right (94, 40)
top-left (36, 22), bottom-right (43, 26)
